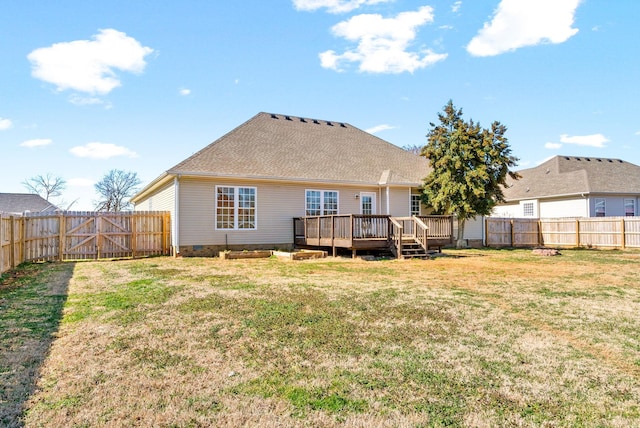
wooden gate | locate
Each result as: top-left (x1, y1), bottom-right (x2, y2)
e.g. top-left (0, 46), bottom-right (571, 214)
top-left (1, 211), bottom-right (170, 273)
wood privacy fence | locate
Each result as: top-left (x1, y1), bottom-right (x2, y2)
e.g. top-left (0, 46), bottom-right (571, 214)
top-left (486, 217), bottom-right (640, 249)
top-left (1, 211), bottom-right (171, 274)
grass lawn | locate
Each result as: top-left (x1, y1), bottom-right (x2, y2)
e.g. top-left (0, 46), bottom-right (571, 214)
top-left (2, 249), bottom-right (640, 427)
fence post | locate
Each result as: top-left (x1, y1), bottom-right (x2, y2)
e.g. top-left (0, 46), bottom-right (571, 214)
top-left (96, 214), bottom-right (101, 260)
top-left (131, 213), bottom-right (137, 259)
top-left (59, 213), bottom-right (65, 262)
top-left (576, 219), bottom-right (580, 247)
top-left (0, 215), bottom-right (3, 273)
top-left (510, 219), bottom-right (514, 247)
top-left (621, 218), bottom-right (626, 249)
top-left (537, 219), bottom-right (543, 246)
top-left (9, 215), bottom-right (15, 269)
top-left (19, 216), bottom-right (25, 265)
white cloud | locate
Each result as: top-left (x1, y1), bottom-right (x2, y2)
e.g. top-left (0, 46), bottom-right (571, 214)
top-left (69, 142), bottom-right (138, 159)
top-left (179, 88), bottom-right (191, 96)
top-left (20, 138), bottom-right (52, 148)
top-left (560, 133), bottom-right (609, 148)
top-left (320, 6), bottom-right (447, 73)
top-left (68, 177), bottom-right (96, 187)
top-left (28, 29), bottom-right (154, 95)
top-left (293, 0), bottom-right (392, 14)
top-left (0, 118), bottom-right (12, 130)
top-left (452, 1), bottom-right (462, 13)
top-left (545, 142), bottom-right (562, 150)
top-left (466, 0), bottom-right (581, 57)
top-left (69, 94), bottom-right (110, 107)
top-left (365, 124), bottom-right (394, 134)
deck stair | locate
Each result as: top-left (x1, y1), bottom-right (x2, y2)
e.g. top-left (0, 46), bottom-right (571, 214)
top-left (393, 237), bottom-right (430, 259)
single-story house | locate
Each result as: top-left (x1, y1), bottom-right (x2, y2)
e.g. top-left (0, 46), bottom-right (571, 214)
top-left (492, 155), bottom-right (640, 218)
top-left (131, 112), bottom-right (451, 256)
top-left (0, 193), bottom-right (59, 214)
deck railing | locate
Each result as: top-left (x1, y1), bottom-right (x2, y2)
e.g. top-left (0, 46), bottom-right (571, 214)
top-left (294, 214), bottom-right (454, 256)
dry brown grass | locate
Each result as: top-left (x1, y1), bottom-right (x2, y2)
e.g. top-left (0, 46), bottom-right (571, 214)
top-left (2, 249), bottom-right (640, 427)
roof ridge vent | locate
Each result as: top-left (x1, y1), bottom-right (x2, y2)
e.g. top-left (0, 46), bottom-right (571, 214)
top-left (326, 121), bottom-right (333, 126)
top-left (313, 119), bottom-right (320, 124)
top-left (340, 123), bottom-right (347, 128)
top-left (300, 118), bottom-right (307, 123)
top-left (270, 114), bottom-right (278, 119)
top-left (285, 116), bottom-right (292, 121)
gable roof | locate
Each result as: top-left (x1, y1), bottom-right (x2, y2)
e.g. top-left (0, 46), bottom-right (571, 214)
top-left (0, 193), bottom-right (58, 214)
top-left (167, 112), bottom-right (430, 186)
top-left (503, 156), bottom-right (640, 201)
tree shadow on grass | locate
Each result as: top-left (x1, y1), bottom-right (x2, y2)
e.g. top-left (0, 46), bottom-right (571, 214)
top-left (0, 262), bottom-right (74, 428)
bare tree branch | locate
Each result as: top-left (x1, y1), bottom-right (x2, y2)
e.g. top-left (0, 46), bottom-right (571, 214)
top-left (22, 173), bottom-right (66, 201)
top-left (94, 170), bottom-right (141, 212)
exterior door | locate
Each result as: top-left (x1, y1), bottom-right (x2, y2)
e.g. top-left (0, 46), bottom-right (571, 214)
top-left (360, 192), bottom-right (376, 215)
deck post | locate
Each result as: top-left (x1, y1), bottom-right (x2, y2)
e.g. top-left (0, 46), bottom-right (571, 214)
top-left (331, 215), bottom-right (336, 257)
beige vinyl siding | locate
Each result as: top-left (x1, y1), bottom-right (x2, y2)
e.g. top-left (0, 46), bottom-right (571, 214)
top-left (388, 187), bottom-right (412, 216)
top-left (178, 177), bottom-right (395, 247)
top-left (134, 180), bottom-right (175, 213)
top-left (539, 197), bottom-right (588, 218)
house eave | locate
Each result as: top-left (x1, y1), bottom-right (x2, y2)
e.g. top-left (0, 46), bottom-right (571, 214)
top-left (166, 170), bottom-right (422, 188)
top-left (130, 172), bottom-right (173, 204)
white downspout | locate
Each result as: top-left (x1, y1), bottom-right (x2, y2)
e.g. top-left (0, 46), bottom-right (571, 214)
top-left (174, 176), bottom-right (180, 255)
top-left (386, 186), bottom-right (390, 215)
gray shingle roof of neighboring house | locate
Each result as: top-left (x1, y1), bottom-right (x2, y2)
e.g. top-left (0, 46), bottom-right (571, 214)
top-left (167, 112), bottom-right (430, 185)
top-left (503, 155), bottom-right (640, 201)
top-left (0, 193), bottom-right (58, 214)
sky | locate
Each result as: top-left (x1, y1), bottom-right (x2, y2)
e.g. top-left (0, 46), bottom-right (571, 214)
top-left (1, 0), bottom-right (639, 210)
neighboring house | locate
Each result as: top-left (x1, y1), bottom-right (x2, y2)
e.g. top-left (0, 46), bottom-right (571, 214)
top-left (131, 112), bottom-right (434, 256)
top-left (492, 155), bottom-right (640, 218)
top-left (0, 193), bottom-right (59, 214)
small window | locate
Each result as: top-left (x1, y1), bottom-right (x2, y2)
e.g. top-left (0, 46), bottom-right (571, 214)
top-left (306, 190), bottom-right (338, 216)
top-left (594, 198), bottom-right (606, 217)
top-left (624, 199), bottom-right (636, 217)
top-left (216, 186), bottom-right (256, 230)
top-left (522, 202), bottom-right (534, 217)
top-left (411, 194), bottom-right (421, 216)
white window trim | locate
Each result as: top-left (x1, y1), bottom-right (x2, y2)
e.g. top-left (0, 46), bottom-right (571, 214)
top-left (519, 199), bottom-right (538, 218)
top-left (305, 189), bottom-right (339, 216)
top-left (624, 198), bottom-right (636, 216)
top-left (215, 185), bottom-right (257, 230)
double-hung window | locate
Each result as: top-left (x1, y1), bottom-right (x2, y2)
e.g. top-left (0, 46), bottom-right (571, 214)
top-left (216, 186), bottom-right (256, 230)
top-left (594, 198), bottom-right (606, 217)
top-left (624, 199), bottom-right (636, 217)
top-left (306, 190), bottom-right (338, 216)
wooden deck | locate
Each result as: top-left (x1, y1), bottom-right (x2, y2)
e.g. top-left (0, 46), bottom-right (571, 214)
top-left (293, 215), bottom-right (454, 258)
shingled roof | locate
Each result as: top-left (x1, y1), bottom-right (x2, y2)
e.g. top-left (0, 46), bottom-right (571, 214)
top-left (0, 193), bottom-right (58, 214)
top-left (167, 112), bottom-right (430, 185)
top-left (503, 156), bottom-right (640, 201)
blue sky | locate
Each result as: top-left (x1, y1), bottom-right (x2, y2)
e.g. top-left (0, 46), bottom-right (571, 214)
top-left (1, 0), bottom-right (639, 210)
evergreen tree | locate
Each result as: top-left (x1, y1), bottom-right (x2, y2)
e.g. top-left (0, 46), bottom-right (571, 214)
top-left (420, 100), bottom-right (519, 247)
